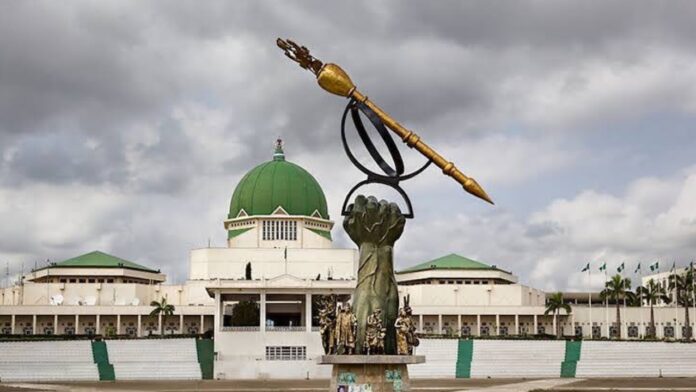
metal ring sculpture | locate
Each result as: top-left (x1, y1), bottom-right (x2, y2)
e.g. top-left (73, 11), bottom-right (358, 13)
top-left (340, 98), bottom-right (431, 218)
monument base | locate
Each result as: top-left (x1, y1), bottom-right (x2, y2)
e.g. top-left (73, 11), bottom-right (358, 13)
top-left (318, 355), bottom-right (425, 392)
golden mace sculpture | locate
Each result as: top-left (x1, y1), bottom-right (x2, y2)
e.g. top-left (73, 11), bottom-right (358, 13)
top-left (277, 38), bottom-right (494, 205)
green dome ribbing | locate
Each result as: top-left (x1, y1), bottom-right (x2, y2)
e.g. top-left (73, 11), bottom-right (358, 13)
top-left (228, 144), bottom-right (329, 219)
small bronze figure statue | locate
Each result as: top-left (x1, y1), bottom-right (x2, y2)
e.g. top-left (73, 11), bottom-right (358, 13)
top-left (318, 295), bottom-right (337, 354)
top-left (335, 303), bottom-right (357, 355)
top-left (395, 295), bottom-right (419, 355)
top-left (364, 308), bottom-right (386, 355)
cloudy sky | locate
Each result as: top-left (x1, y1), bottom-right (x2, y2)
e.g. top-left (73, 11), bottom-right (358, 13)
top-left (1, 1), bottom-right (696, 291)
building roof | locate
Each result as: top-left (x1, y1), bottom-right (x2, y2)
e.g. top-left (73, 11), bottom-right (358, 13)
top-left (37, 251), bottom-right (158, 273)
top-left (397, 253), bottom-right (499, 274)
top-left (228, 141), bottom-right (329, 219)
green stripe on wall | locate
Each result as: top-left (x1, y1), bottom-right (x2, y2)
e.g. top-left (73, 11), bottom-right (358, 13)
top-left (561, 340), bottom-right (582, 378)
top-left (196, 338), bottom-right (214, 380)
top-left (455, 339), bottom-right (473, 378)
top-left (91, 340), bottom-right (115, 381)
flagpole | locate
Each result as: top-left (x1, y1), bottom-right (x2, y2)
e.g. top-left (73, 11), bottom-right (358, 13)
top-left (605, 266), bottom-right (608, 338)
top-left (619, 262), bottom-right (626, 339)
top-left (673, 260), bottom-right (678, 338)
top-left (686, 261), bottom-right (696, 340)
top-left (638, 262), bottom-right (644, 339)
top-left (588, 264), bottom-right (592, 338)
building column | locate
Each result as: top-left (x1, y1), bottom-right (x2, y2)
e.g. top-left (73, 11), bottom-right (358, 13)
top-left (11, 314), bottom-right (16, 335)
top-left (437, 314), bottom-right (443, 334)
top-left (214, 291), bottom-right (221, 332)
top-left (75, 314), bottom-right (79, 335)
top-left (200, 314), bottom-right (204, 334)
top-left (137, 314), bottom-right (142, 337)
top-left (54, 314), bottom-right (59, 335)
top-left (158, 313), bottom-right (162, 335)
top-left (260, 292), bottom-right (266, 332)
top-left (515, 314), bottom-right (519, 335)
top-left (116, 314), bottom-right (121, 335)
top-left (533, 314), bottom-right (538, 334)
top-left (96, 314), bottom-right (100, 335)
top-left (476, 314), bottom-right (481, 336)
top-left (305, 293), bottom-right (312, 332)
top-left (179, 314), bottom-right (184, 334)
top-left (32, 314), bottom-right (37, 335)
top-left (495, 314), bottom-right (500, 336)
top-left (418, 314), bottom-right (424, 333)
top-left (457, 314), bottom-right (462, 337)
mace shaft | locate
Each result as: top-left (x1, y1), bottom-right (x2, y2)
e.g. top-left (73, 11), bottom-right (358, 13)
top-left (350, 89), bottom-right (493, 205)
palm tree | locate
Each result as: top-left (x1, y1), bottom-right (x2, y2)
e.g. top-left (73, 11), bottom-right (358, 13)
top-left (668, 268), bottom-right (694, 340)
top-left (150, 297), bottom-right (175, 335)
top-left (600, 274), bottom-right (636, 339)
top-left (636, 279), bottom-right (670, 338)
top-left (544, 292), bottom-right (571, 339)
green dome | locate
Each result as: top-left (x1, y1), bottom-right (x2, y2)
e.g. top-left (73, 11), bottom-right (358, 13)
top-left (228, 143), bottom-right (329, 219)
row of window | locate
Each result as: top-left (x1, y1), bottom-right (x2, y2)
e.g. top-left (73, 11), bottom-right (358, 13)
top-left (262, 220), bottom-right (297, 241)
top-left (420, 279), bottom-right (491, 285)
top-left (54, 278), bottom-right (146, 284)
top-left (58, 278), bottom-right (115, 284)
top-left (265, 345), bottom-right (306, 360)
top-left (305, 220), bottom-right (329, 230)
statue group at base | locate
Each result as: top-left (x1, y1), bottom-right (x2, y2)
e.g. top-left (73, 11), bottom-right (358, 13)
top-left (394, 296), bottom-right (419, 355)
top-left (336, 304), bottom-right (358, 355)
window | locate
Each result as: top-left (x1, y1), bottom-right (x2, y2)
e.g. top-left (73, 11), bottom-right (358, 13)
top-left (262, 220), bottom-right (297, 241)
top-left (88, 279), bottom-right (95, 283)
top-left (78, 279), bottom-right (86, 283)
top-left (107, 279), bottom-right (114, 283)
top-left (69, 279), bottom-right (76, 283)
top-left (59, 279), bottom-right (67, 283)
top-left (265, 346), bottom-right (306, 360)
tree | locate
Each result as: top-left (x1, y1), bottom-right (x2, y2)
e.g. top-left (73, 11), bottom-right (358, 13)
top-left (150, 297), bottom-right (175, 335)
top-left (636, 279), bottom-right (670, 338)
top-left (600, 274), bottom-right (636, 339)
top-left (245, 262), bottom-right (252, 280)
top-left (544, 292), bottom-right (571, 339)
top-left (669, 269), bottom-right (694, 340)
top-left (230, 300), bottom-right (260, 327)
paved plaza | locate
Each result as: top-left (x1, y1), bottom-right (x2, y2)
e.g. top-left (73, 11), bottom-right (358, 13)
top-left (3, 378), bottom-right (696, 392)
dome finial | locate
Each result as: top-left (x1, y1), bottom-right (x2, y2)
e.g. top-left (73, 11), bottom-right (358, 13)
top-left (273, 138), bottom-right (285, 161)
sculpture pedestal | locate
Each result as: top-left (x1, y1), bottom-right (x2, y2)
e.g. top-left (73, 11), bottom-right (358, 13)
top-left (318, 355), bottom-right (425, 392)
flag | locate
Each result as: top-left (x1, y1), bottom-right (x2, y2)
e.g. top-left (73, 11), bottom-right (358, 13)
top-left (649, 262), bottom-right (659, 272)
top-left (599, 263), bottom-right (606, 272)
top-left (670, 261), bottom-right (676, 273)
top-left (634, 263), bottom-right (641, 274)
top-left (581, 263), bottom-right (590, 272)
top-left (617, 262), bottom-right (625, 273)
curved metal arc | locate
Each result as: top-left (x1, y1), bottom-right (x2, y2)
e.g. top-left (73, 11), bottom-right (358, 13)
top-left (341, 179), bottom-right (415, 219)
top-left (340, 99), bottom-right (435, 219)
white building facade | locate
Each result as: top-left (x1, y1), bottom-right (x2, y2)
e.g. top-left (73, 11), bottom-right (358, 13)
top-left (1, 141), bottom-right (695, 379)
